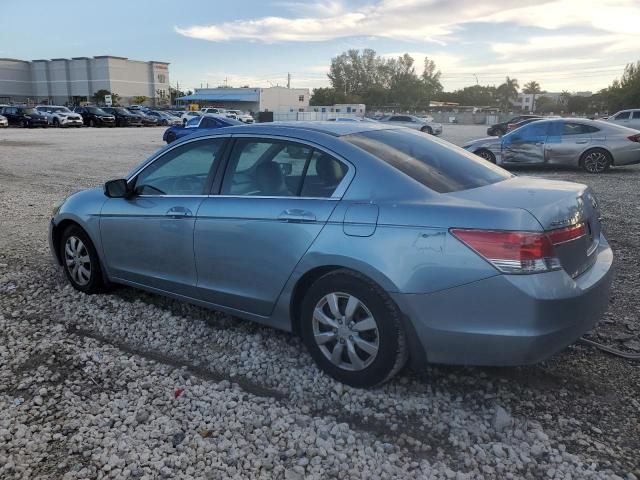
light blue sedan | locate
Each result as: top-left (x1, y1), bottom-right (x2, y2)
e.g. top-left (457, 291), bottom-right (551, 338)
top-left (49, 122), bottom-right (613, 387)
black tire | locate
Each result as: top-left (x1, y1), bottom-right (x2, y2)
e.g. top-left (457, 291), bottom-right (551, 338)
top-left (581, 148), bottom-right (612, 173)
top-left (89, 118), bottom-right (95, 128)
top-left (21, 120), bottom-right (28, 128)
top-left (60, 225), bottom-right (104, 294)
top-left (474, 148), bottom-right (496, 163)
top-left (421, 126), bottom-right (433, 135)
top-left (300, 269), bottom-right (408, 388)
top-left (166, 131), bottom-right (177, 144)
top-left (53, 118), bottom-right (60, 127)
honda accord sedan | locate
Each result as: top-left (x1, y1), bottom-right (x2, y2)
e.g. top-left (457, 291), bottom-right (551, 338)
top-left (464, 118), bottom-right (640, 173)
top-left (49, 123), bottom-right (613, 387)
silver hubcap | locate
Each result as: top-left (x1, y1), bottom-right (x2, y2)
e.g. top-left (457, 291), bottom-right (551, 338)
top-left (584, 152), bottom-right (607, 173)
top-left (64, 236), bottom-right (91, 286)
top-left (312, 293), bottom-right (379, 371)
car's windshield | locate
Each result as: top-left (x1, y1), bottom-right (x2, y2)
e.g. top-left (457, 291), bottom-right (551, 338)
top-left (113, 108), bottom-right (129, 114)
top-left (186, 116), bottom-right (201, 127)
top-left (86, 107), bottom-right (107, 115)
top-left (20, 108), bottom-right (38, 115)
top-left (344, 128), bottom-right (512, 193)
top-left (52, 107), bottom-right (71, 113)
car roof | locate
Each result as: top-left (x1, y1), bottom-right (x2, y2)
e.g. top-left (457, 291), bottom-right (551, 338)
top-left (177, 121), bottom-right (398, 141)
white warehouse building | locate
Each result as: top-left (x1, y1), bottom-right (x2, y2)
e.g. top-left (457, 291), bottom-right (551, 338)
top-left (176, 86), bottom-right (310, 114)
top-left (0, 56), bottom-right (170, 106)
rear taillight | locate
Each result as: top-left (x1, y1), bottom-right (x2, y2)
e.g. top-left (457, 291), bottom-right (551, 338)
top-left (507, 123), bottom-right (515, 130)
top-left (628, 133), bottom-right (640, 143)
top-left (451, 223), bottom-right (586, 274)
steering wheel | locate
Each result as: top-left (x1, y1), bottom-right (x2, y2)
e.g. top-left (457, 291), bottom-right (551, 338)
top-left (172, 175), bottom-right (202, 194)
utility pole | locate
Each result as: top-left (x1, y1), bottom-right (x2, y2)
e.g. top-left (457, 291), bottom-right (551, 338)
top-left (287, 73), bottom-right (291, 89)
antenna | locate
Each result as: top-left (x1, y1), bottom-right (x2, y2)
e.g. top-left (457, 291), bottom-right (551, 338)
top-left (287, 72), bottom-right (291, 89)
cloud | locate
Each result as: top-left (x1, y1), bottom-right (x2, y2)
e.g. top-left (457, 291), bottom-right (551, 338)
top-left (175, 0), bottom-right (639, 45)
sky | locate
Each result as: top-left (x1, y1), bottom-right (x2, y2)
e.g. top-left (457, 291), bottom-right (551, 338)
top-left (1, 0), bottom-right (639, 94)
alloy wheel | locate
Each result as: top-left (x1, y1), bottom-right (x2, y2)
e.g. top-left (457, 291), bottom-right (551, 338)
top-left (583, 151), bottom-right (608, 173)
top-left (312, 292), bottom-right (380, 371)
top-left (64, 236), bottom-right (92, 286)
top-left (477, 150), bottom-right (495, 163)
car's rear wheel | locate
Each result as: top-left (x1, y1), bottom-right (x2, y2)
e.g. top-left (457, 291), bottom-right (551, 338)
top-left (475, 148), bottom-right (496, 163)
top-left (166, 131), bottom-right (177, 143)
top-left (581, 148), bottom-right (611, 173)
top-left (421, 126), bottom-right (433, 135)
top-left (53, 118), bottom-right (60, 127)
top-left (300, 270), bottom-right (408, 387)
top-left (60, 225), bottom-right (104, 294)
top-left (89, 118), bottom-right (95, 127)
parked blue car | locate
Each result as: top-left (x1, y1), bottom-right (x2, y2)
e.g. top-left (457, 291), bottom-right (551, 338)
top-left (49, 122), bottom-right (613, 387)
top-left (162, 113), bottom-right (243, 143)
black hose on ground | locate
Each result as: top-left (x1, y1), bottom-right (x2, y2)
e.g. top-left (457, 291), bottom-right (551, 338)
top-left (579, 337), bottom-right (640, 360)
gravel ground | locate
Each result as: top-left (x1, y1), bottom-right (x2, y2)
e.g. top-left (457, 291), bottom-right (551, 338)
top-left (0, 126), bottom-right (639, 479)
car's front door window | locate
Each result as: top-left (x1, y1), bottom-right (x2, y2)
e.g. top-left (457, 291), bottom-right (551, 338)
top-left (134, 139), bottom-right (224, 196)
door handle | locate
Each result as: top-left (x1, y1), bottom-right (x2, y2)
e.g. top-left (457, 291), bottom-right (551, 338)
top-left (535, 142), bottom-right (544, 146)
top-left (575, 139), bottom-right (589, 144)
top-left (165, 206), bottom-right (193, 218)
top-left (278, 209), bottom-right (316, 222)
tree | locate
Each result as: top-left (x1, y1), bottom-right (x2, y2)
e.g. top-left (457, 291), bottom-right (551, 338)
top-left (496, 77), bottom-right (519, 111)
top-left (325, 48), bottom-right (443, 110)
top-left (310, 87), bottom-right (351, 105)
top-left (523, 81), bottom-right (542, 112)
top-left (169, 86), bottom-right (193, 104)
top-left (91, 89), bottom-right (119, 105)
top-left (132, 95), bottom-right (148, 105)
top-left (598, 61), bottom-right (640, 112)
top-left (434, 85), bottom-right (498, 106)
top-left (533, 96), bottom-right (557, 114)
top-left (559, 90), bottom-right (571, 109)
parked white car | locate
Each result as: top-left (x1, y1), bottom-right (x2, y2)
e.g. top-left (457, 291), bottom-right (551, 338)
top-left (36, 106), bottom-right (83, 127)
top-left (0, 114), bottom-right (8, 128)
top-left (377, 114), bottom-right (442, 135)
top-left (180, 111), bottom-right (202, 125)
top-left (201, 107), bottom-right (228, 115)
top-left (607, 109), bottom-right (640, 130)
top-left (226, 109), bottom-right (254, 123)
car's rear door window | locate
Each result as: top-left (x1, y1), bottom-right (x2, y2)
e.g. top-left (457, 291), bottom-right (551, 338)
top-left (615, 112), bottom-right (631, 120)
top-left (344, 128), bottom-right (511, 193)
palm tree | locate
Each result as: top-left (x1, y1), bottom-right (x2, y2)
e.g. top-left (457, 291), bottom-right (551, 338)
top-left (497, 76), bottom-right (519, 111)
top-left (523, 81), bottom-right (542, 112)
top-left (559, 90), bottom-right (571, 110)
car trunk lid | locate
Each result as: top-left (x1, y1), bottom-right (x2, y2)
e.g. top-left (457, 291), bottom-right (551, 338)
top-left (449, 176), bottom-right (602, 278)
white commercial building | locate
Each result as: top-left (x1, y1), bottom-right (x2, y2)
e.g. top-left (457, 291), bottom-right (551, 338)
top-left (176, 86), bottom-right (309, 114)
top-left (0, 56), bottom-right (170, 106)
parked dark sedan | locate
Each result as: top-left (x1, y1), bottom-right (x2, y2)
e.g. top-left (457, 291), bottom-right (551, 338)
top-left (163, 114), bottom-right (243, 143)
top-left (0, 106), bottom-right (49, 128)
top-left (127, 109), bottom-right (159, 127)
top-left (487, 114), bottom-right (542, 136)
top-left (73, 106), bottom-right (116, 127)
top-left (101, 107), bottom-right (143, 127)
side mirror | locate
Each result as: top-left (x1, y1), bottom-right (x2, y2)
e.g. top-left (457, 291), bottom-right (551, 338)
top-left (104, 179), bottom-right (130, 198)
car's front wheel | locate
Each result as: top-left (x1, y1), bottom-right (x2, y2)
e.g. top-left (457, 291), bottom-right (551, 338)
top-left (421, 126), bottom-right (433, 135)
top-left (60, 225), bottom-right (104, 294)
top-left (301, 270), bottom-right (408, 387)
top-left (475, 148), bottom-right (496, 163)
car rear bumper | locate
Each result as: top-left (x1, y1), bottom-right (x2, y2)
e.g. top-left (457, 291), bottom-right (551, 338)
top-left (392, 234), bottom-right (613, 367)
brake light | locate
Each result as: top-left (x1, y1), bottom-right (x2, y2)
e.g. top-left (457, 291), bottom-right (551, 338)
top-left (547, 223), bottom-right (586, 244)
top-left (451, 229), bottom-right (559, 273)
top-left (628, 133), bottom-right (640, 143)
top-left (451, 224), bottom-right (588, 274)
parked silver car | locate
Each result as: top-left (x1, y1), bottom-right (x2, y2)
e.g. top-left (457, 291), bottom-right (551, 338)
top-left (36, 106), bottom-right (83, 127)
top-left (606, 109), bottom-right (640, 130)
top-left (377, 114), bottom-right (442, 135)
top-left (0, 114), bottom-right (7, 128)
top-left (463, 118), bottom-right (640, 173)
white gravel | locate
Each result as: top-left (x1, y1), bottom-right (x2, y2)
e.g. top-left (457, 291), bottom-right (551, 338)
top-left (0, 126), bottom-right (639, 479)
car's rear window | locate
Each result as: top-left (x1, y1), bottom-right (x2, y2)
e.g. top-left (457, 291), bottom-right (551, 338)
top-left (343, 128), bottom-right (512, 193)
